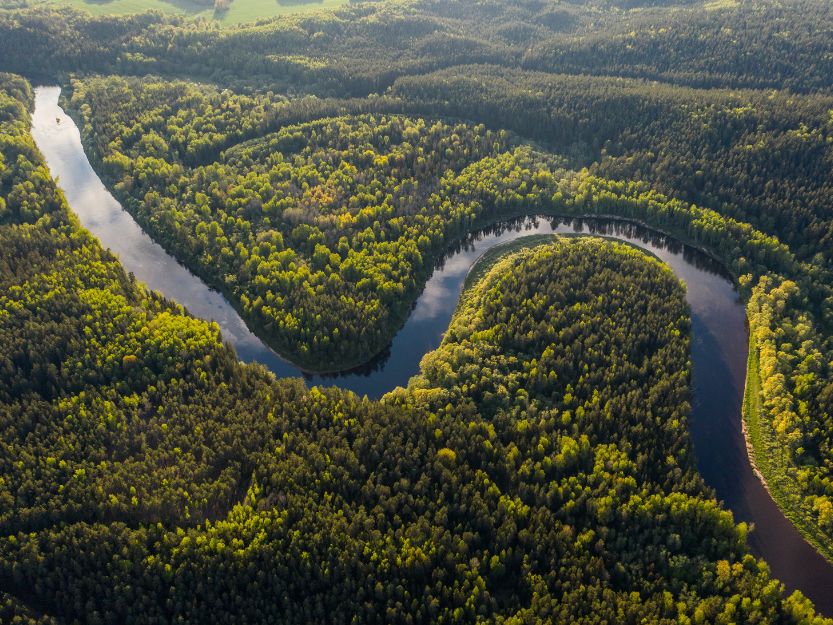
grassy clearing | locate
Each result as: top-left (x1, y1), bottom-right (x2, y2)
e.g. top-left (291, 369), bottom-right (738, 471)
top-left (41, 0), bottom-right (347, 24)
top-left (704, 0), bottom-right (739, 10)
top-left (741, 334), bottom-right (778, 509)
top-left (742, 335), bottom-right (767, 479)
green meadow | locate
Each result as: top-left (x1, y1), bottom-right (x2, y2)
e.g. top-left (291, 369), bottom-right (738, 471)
top-left (40, 0), bottom-right (347, 24)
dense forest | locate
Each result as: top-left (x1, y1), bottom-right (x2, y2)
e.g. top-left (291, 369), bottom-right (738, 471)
top-left (63, 69), bottom-right (833, 569)
top-left (4, 72), bottom-right (828, 623)
top-left (2, 0), bottom-right (833, 620)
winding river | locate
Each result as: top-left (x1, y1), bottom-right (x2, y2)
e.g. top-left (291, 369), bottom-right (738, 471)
top-left (30, 86), bottom-right (833, 613)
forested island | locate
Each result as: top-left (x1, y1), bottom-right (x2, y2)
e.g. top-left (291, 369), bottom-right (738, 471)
top-left (2, 0), bottom-right (833, 622)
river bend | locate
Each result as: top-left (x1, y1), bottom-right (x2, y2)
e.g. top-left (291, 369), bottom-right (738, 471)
top-left (30, 85), bottom-right (833, 613)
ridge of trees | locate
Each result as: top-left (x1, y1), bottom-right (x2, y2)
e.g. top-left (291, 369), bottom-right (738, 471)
top-left (3, 0), bottom-right (833, 95)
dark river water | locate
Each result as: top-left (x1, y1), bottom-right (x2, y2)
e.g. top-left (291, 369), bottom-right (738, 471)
top-left (30, 85), bottom-right (833, 613)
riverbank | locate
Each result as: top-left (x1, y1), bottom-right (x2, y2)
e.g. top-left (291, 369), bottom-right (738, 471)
top-left (743, 335), bottom-right (833, 565)
top-left (462, 232), bottom-right (665, 298)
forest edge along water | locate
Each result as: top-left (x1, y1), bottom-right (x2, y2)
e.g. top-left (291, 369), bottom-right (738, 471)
top-left (30, 85), bottom-right (833, 614)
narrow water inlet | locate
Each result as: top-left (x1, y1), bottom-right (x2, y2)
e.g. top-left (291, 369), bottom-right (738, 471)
top-left (30, 85), bottom-right (833, 614)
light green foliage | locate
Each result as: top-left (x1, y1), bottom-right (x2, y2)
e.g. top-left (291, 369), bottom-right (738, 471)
top-left (390, 65), bottom-right (833, 268)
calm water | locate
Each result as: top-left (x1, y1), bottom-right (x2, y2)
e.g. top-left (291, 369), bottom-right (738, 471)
top-left (31, 85), bottom-right (833, 612)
